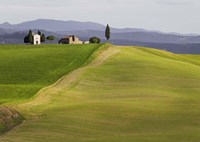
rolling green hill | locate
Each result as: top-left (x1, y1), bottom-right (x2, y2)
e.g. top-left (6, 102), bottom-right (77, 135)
top-left (1, 45), bottom-right (200, 142)
top-left (0, 44), bottom-right (102, 104)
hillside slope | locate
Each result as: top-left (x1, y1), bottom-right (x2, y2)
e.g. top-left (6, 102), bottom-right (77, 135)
top-left (1, 46), bottom-right (200, 142)
top-left (0, 44), bottom-right (101, 104)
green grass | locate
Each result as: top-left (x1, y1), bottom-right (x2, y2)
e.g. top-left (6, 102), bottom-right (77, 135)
top-left (0, 44), bottom-right (101, 103)
top-left (1, 45), bottom-right (200, 142)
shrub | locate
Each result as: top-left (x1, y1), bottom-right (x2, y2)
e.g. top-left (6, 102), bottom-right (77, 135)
top-left (89, 37), bottom-right (101, 44)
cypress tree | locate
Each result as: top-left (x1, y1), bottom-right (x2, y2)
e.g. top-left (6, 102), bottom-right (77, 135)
top-left (28, 30), bottom-right (33, 44)
top-left (105, 24), bottom-right (110, 40)
top-left (38, 30), bottom-right (42, 35)
top-left (24, 36), bottom-right (29, 44)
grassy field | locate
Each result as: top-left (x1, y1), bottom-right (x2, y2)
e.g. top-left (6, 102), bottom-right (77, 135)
top-left (0, 44), bottom-right (101, 104)
top-left (1, 45), bottom-right (200, 141)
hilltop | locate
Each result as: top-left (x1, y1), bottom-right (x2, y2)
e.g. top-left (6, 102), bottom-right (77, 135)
top-left (0, 44), bottom-right (200, 141)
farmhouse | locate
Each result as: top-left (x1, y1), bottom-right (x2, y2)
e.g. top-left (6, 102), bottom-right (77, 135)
top-left (59, 35), bottom-right (83, 44)
top-left (32, 33), bottom-right (41, 45)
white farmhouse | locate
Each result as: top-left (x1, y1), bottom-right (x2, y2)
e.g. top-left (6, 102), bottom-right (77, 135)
top-left (32, 33), bottom-right (41, 45)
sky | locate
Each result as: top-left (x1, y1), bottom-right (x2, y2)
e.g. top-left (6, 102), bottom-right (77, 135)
top-left (0, 0), bottom-right (199, 34)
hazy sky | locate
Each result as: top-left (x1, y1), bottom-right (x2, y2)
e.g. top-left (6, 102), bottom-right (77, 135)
top-left (0, 0), bottom-right (199, 34)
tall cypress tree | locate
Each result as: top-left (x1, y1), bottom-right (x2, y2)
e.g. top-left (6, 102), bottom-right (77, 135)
top-left (37, 30), bottom-right (45, 43)
top-left (38, 30), bottom-right (42, 35)
top-left (105, 24), bottom-right (110, 41)
top-left (28, 30), bottom-right (33, 44)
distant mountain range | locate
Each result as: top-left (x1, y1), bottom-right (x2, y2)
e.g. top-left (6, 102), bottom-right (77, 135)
top-left (1, 19), bottom-right (200, 53)
top-left (0, 19), bottom-right (153, 33)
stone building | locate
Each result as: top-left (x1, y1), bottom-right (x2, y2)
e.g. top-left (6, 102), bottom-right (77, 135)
top-left (59, 35), bottom-right (83, 44)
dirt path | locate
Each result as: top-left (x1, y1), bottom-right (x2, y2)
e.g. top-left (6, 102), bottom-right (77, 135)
top-left (19, 46), bottom-right (120, 112)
